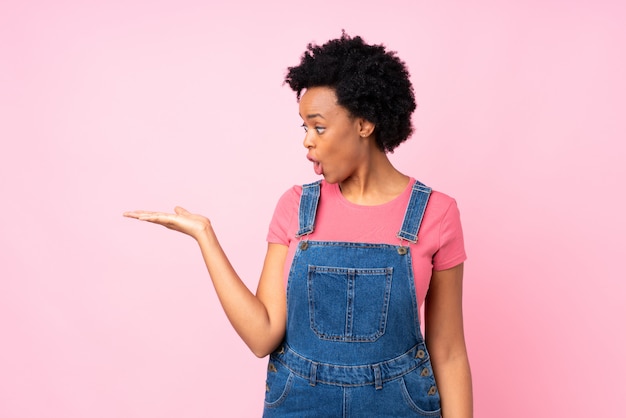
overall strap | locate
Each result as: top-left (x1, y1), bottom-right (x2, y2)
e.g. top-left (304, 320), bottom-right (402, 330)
top-left (295, 180), bottom-right (322, 237)
top-left (396, 180), bottom-right (432, 243)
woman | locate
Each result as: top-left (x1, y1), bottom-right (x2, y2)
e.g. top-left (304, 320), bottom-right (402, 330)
top-left (125, 33), bottom-right (472, 417)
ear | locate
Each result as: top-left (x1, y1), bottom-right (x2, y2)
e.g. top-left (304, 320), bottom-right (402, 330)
top-left (358, 118), bottom-right (376, 138)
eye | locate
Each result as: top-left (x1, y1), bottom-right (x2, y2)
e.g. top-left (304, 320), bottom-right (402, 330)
top-left (301, 124), bottom-right (326, 134)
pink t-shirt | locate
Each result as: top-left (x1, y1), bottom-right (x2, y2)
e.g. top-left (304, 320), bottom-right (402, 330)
top-left (267, 178), bottom-right (466, 309)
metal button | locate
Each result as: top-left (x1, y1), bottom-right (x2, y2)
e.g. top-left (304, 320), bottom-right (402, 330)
top-left (397, 246), bottom-right (408, 255)
top-left (421, 368), bottom-right (430, 377)
top-left (415, 349), bottom-right (425, 359)
top-left (268, 363), bottom-right (277, 372)
top-left (299, 241), bottom-right (308, 250)
top-left (266, 383), bottom-right (270, 392)
top-left (428, 386), bottom-right (437, 396)
top-left (277, 346), bottom-right (285, 355)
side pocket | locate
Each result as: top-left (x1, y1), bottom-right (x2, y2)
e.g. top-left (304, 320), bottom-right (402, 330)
top-left (264, 359), bottom-right (294, 408)
top-left (399, 361), bottom-right (441, 417)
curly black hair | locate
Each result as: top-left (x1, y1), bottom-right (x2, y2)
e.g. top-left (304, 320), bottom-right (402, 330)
top-left (284, 32), bottom-right (416, 153)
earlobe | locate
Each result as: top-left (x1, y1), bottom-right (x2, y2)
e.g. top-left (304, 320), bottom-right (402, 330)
top-left (358, 119), bottom-right (375, 138)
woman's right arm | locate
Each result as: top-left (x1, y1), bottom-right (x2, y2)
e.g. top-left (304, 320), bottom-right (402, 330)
top-left (124, 206), bottom-right (287, 358)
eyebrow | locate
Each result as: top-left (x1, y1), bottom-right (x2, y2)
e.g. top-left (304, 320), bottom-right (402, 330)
top-left (299, 113), bottom-right (326, 120)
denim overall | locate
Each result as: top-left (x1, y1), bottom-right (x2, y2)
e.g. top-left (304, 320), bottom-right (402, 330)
top-left (264, 180), bottom-right (441, 417)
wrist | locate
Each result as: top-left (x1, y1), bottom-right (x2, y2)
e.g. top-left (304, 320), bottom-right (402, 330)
top-left (194, 221), bottom-right (216, 244)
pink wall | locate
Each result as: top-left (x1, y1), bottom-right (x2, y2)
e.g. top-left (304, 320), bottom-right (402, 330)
top-left (1, 1), bottom-right (624, 416)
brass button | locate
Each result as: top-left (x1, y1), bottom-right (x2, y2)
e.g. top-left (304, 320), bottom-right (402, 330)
top-left (299, 241), bottom-right (308, 250)
top-left (397, 246), bottom-right (408, 255)
top-left (268, 363), bottom-right (277, 372)
top-left (415, 349), bottom-right (425, 359)
top-left (428, 386), bottom-right (437, 396)
top-left (277, 346), bottom-right (285, 355)
top-left (421, 368), bottom-right (430, 377)
top-left (266, 383), bottom-right (270, 392)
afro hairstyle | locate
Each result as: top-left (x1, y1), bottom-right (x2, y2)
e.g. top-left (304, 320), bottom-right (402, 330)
top-left (284, 32), bottom-right (416, 153)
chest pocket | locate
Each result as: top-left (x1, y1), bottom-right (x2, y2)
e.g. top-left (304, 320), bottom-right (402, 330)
top-left (306, 265), bottom-right (393, 342)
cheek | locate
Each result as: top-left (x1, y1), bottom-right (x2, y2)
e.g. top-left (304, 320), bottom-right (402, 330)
top-left (338, 136), bottom-right (365, 161)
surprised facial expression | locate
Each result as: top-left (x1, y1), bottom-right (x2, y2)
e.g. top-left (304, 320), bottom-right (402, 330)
top-left (299, 86), bottom-right (370, 184)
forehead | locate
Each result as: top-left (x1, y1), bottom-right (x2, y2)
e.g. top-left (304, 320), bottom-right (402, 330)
top-left (299, 86), bottom-right (343, 118)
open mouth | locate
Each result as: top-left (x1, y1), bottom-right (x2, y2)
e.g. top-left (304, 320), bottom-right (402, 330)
top-left (307, 156), bottom-right (323, 176)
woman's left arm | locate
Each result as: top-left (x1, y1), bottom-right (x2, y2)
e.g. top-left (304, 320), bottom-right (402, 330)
top-left (425, 263), bottom-right (473, 418)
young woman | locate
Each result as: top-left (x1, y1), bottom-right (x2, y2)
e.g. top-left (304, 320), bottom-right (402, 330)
top-left (125, 33), bottom-right (472, 417)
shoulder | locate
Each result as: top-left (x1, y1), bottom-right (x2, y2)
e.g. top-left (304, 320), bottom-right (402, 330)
top-left (428, 189), bottom-right (459, 215)
top-left (415, 182), bottom-right (465, 246)
top-left (410, 179), bottom-right (460, 219)
top-left (276, 179), bottom-right (331, 206)
top-left (281, 184), bottom-right (303, 200)
top-left (271, 185), bottom-right (301, 217)
top-left (267, 185), bottom-right (304, 244)
top-left (421, 186), bottom-right (466, 268)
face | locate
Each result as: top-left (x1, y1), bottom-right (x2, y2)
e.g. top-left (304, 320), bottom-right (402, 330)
top-left (299, 86), bottom-right (372, 184)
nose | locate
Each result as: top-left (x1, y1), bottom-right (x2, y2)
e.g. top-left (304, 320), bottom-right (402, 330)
top-left (302, 129), bottom-right (314, 149)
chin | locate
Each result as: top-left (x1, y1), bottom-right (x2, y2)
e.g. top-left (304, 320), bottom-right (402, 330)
top-left (321, 174), bottom-right (340, 184)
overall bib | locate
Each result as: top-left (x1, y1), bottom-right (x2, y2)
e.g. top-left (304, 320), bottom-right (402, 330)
top-left (264, 181), bottom-right (441, 417)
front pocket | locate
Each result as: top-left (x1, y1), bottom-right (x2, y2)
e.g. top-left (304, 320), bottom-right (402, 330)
top-left (307, 265), bottom-right (393, 342)
top-left (264, 360), bottom-right (294, 408)
top-left (399, 362), bottom-right (441, 416)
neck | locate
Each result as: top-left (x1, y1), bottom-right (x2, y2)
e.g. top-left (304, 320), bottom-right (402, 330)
top-left (339, 150), bottom-right (409, 206)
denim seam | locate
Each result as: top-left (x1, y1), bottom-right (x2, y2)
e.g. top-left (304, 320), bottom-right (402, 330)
top-left (274, 357), bottom-right (423, 388)
top-left (404, 251), bottom-right (423, 337)
top-left (272, 344), bottom-right (429, 388)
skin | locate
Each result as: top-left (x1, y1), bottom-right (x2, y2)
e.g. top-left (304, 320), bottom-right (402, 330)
top-left (124, 85), bottom-right (472, 417)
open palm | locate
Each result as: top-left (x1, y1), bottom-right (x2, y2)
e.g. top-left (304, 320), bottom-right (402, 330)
top-left (123, 206), bottom-right (210, 240)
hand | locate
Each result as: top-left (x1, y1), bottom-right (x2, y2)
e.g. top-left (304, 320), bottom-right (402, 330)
top-left (123, 206), bottom-right (211, 240)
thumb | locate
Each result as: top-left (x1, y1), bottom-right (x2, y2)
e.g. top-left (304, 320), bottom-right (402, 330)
top-left (174, 206), bottom-right (190, 215)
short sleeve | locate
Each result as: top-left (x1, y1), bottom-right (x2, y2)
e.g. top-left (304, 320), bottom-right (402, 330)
top-left (432, 199), bottom-right (467, 271)
top-left (266, 186), bottom-right (301, 246)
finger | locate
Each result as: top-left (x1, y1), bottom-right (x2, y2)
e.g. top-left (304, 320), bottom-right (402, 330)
top-left (123, 210), bottom-right (152, 219)
top-left (137, 212), bottom-right (170, 221)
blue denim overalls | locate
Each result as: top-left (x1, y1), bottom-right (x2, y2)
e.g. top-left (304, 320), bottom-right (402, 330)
top-left (264, 180), bottom-right (441, 417)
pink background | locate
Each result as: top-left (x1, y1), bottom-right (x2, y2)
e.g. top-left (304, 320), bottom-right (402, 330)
top-left (1, 1), bottom-right (625, 416)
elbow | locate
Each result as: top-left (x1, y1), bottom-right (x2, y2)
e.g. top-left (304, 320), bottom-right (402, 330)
top-left (252, 347), bottom-right (272, 358)
top-left (242, 324), bottom-right (285, 358)
top-left (248, 340), bottom-right (281, 359)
